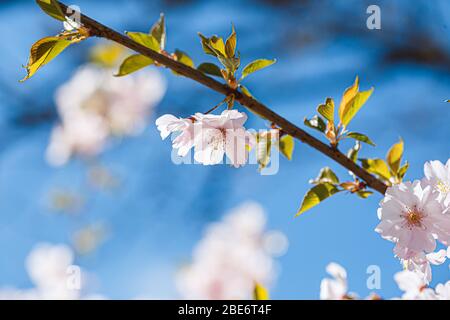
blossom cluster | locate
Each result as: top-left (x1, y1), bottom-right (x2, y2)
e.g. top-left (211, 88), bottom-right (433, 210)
top-left (156, 110), bottom-right (255, 167)
top-left (320, 262), bottom-right (450, 300)
top-left (46, 65), bottom-right (166, 166)
top-left (376, 159), bottom-right (450, 284)
top-left (176, 202), bottom-right (288, 300)
top-left (0, 243), bottom-right (102, 300)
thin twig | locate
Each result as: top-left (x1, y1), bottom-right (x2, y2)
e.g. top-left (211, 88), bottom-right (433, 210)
top-left (57, 1), bottom-right (388, 195)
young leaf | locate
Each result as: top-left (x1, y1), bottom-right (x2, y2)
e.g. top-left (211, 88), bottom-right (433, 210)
top-left (360, 158), bottom-right (391, 181)
top-left (317, 98), bottom-right (335, 123)
top-left (239, 85), bottom-right (253, 98)
top-left (338, 76), bottom-right (359, 122)
top-left (346, 132), bottom-right (375, 146)
top-left (21, 37), bottom-right (72, 82)
top-left (36, 0), bottom-right (65, 21)
top-left (304, 115), bottom-right (326, 133)
top-left (254, 283), bottom-right (269, 300)
top-left (386, 138), bottom-right (404, 174)
top-left (278, 135), bottom-right (295, 161)
top-left (340, 88), bottom-right (374, 127)
top-left (357, 190), bottom-right (373, 199)
top-left (126, 32), bottom-right (159, 51)
top-left (151, 13), bottom-right (166, 50)
top-left (90, 43), bottom-right (125, 68)
top-left (310, 167), bottom-right (339, 185)
top-left (296, 183), bottom-right (340, 216)
top-left (174, 50), bottom-right (195, 68)
top-left (210, 36), bottom-right (226, 57)
top-left (241, 59), bottom-right (276, 80)
top-left (197, 63), bottom-right (222, 78)
top-left (225, 25), bottom-right (237, 58)
top-left (198, 33), bottom-right (218, 57)
top-left (347, 141), bottom-right (361, 163)
top-left (115, 54), bottom-right (154, 77)
top-left (398, 161), bottom-right (409, 181)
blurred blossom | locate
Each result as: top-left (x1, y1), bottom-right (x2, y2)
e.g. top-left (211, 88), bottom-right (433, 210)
top-left (46, 64), bottom-right (167, 166)
top-left (0, 243), bottom-right (90, 300)
top-left (176, 202), bottom-right (287, 300)
top-left (320, 263), bottom-right (351, 300)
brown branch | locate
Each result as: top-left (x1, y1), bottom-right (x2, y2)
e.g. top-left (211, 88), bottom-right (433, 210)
top-left (58, 2), bottom-right (388, 195)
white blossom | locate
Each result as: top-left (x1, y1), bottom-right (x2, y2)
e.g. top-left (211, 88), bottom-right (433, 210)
top-left (0, 243), bottom-right (84, 300)
top-left (47, 64), bottom-right (166, 166)
top-left (375, 181), bottom-right (450, 260)
top-left (394, 270), bottom-right (437, 300)
top-left (320, 263), bottom-right (350, 300)
top-left (176, 202), bottom-right (287, 300)
top-left (155, 114), bottom-right (195, 157)
top-left (423, 159), bottom-right (450, 207)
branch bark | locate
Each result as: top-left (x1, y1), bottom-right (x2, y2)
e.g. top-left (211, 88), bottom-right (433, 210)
top-left (58, 2), bottom-right (388, 195)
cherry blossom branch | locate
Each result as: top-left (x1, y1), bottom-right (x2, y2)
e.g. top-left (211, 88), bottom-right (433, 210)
top-left (58, 2), bottom-right (388, 195)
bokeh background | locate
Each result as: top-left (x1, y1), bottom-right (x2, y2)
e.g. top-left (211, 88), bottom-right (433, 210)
top-left (0, 0), bottom-right (449, 299)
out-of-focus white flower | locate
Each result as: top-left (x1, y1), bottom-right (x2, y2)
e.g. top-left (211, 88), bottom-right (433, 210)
top-left (375, 181), bottom-right (450, 260)
top-left (155, 115), bottom-right (195, 157)
top-left (435, 281), bottom-right (450, 300)
top-left (194, 110), bottom-right (252, 167)
top-left (47, 64), bottom-right (166, 166)
top-left (423, 159), bottom-right (450, 207)
top-left (394, 270), bottom-right (437, 300)
top-left (25, 243), bottom-right (80, 300)
top-left (0, 243), bottom-right (87, 300)
top-left (320, 263), bottom-right (350, 300)
top-left (176, 202), bottom-right (286, 300)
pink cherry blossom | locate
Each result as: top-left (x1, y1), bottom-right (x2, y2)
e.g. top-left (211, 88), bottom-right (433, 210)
top-left (155, 114), bottom-right (195, 157)
top-left (397, 247), bottom-right (448, 284)
top-left (423, 159), bottom-right (450, 207)
top-left (375, 181), bottom-right (450, 260)
top-left (193, 110), bottom-right (252, 167)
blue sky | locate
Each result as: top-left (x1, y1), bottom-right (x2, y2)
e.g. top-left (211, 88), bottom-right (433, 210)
top-left (0, 0), bottom-right (449, 299)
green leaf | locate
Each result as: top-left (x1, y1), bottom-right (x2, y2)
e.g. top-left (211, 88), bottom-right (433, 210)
top-left (398, 161), bottom-right (409, 181)
top-left (197, 63), bottom-right (223, 78)
top-left (241, 59), bottom-right (276, 80)
top-left (357, 190), bottom-right (373, 199)
top-left (198, 33), bottom-right (218, 57)
top-left (278, 135), bottom-right (295, 160)
top-left (126, 32), bottom-right (159, 51)
top-left (317, 98), bottom-right (335, 123)
top-left (346, 132), bottom-right (375, 146)
top-left (225, 25), bottom-right (237, 58)
top-left (36, 0), bottom-right (65, 21)
top-left (310, 167), bottom-right (340, 185)
top-left (338, 76), bottom-right (359, 122)
top-left (21, 36), bottom-right (72, 82)
top-left (210, 36), bottom-right (226, 57)
top-left (239, 84), bottom-right (253, 98)
top-left (254, 283), bottom-right (269, 300)
top-left (304, 115), bottom-right (326, 133)
top-left (115, 54), bottom-right (154, 77)
top-left (150, 13), bottom-right (166, 50)
top-left (296, 183), bottom-right (340, 216)
top-left (174, 50), bottom-right (194, 68)
top-left (341, 88), bottom-right (374, 127)
top-left (386, 138), bottom-right (404, 174)
top-left (360, 158), bottom-right (391, 181)
top-left (347, 141), bottom-right (361, 163)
